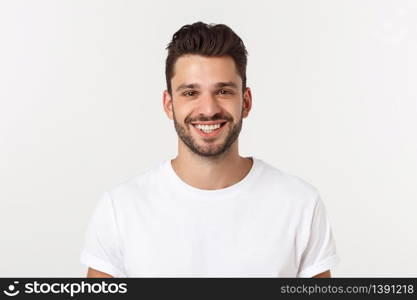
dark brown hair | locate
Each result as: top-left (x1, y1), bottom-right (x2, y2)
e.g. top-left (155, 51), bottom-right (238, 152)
top-left (165, 21), bottom-right (248, 95)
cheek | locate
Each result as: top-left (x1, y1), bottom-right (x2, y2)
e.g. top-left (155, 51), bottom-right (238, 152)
top-left (173, 102), bottom-right (190, 119)
top-left (226, 104), bottom-right (243, 120)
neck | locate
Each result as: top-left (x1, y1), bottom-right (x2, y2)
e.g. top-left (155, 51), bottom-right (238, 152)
top-left (171, 140), bottom-right (253, 190)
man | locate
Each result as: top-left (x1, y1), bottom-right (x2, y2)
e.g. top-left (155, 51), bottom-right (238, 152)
top-left (81, 21), bottom-right (340, 278)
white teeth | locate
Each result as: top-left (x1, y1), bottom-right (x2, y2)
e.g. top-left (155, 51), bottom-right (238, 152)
top-left (194, 123), bottom-right (222, 133)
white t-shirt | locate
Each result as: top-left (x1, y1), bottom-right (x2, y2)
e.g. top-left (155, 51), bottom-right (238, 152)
top-left (80, 157), bottom-right (340, 277)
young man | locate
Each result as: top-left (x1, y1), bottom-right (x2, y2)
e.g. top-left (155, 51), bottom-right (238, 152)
top-left (81, 22), bottom-right (340, 278)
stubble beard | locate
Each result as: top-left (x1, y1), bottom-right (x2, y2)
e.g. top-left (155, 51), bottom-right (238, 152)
top-left (173, 108), bottom-right (243, 158)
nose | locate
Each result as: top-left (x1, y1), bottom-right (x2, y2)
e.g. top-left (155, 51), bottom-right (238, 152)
top-left (196, 92), bottom-right (222, 118)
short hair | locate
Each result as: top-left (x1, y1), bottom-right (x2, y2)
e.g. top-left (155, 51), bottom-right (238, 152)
top-left (165, 21), bottom-right (248, 95)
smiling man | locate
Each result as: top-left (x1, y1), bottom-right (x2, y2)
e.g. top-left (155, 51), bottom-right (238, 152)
top-left (81, 21), bottom-right (340, 278)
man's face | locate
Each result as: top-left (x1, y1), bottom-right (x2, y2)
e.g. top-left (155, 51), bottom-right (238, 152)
top-left (164, 54), bottom-right (251, 157)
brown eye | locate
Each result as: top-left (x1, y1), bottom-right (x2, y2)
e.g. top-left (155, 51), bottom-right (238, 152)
top-left (183, 90), bottom-right (196, 97)
top-left (218, 89), bottom-right (231, 95)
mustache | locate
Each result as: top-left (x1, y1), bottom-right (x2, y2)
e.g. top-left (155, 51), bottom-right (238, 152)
top-left (185, 114), bottom-right (232, 124)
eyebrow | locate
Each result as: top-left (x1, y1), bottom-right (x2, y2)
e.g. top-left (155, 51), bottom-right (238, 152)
top-left (175, 81), bottom-right (238, 92)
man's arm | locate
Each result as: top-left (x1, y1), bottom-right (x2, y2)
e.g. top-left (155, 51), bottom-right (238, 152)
top-left (86, 267), bottom-right (113, 278)
top-left (312, 270), bottom-right (331, 278)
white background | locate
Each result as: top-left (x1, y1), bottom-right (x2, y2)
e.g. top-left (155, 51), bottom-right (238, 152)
top-left (0, 0), bottom-right (416, 277)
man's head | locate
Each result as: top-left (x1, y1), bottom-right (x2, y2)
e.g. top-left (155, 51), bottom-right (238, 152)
top-left (163, 22), bottom-right (252, 158)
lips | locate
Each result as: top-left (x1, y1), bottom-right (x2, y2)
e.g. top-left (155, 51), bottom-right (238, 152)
top-left (191, 121), bottom-right (227, 138)
top-left (190, 120), bottom-right (228, 125)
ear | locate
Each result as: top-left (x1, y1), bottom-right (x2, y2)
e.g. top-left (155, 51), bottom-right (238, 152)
top-left (162, 90), bottom-right (174, 120)
top-left (242, 87), bottom-right (252, 118)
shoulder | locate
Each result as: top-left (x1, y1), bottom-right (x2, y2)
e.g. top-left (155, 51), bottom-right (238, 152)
top-left (255, 158), bottom-right (321, 208)
top-left (104, 160), bottom-right (166, 205)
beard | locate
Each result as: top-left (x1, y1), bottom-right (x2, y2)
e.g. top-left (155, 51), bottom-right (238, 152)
top-left (173, 108), bottom-right (243, 158)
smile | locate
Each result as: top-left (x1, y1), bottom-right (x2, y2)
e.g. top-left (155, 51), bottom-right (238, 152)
top-left (191, 121), bottom-right (227, 137)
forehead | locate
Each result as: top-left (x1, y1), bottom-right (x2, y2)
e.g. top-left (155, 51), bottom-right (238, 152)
top-left (171, 54), bottom-right (242, 88)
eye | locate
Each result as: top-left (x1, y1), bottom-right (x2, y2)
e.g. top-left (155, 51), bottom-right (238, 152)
top-left (183, 90), bottom-right (197, 97)
top-left (217, 89), bottom-right (233, 95)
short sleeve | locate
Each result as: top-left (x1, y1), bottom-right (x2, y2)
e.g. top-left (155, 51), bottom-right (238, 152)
top-left (297, 194), bottom-right (340, 277)
top-left (80, 191), bottom-right (126, 277)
